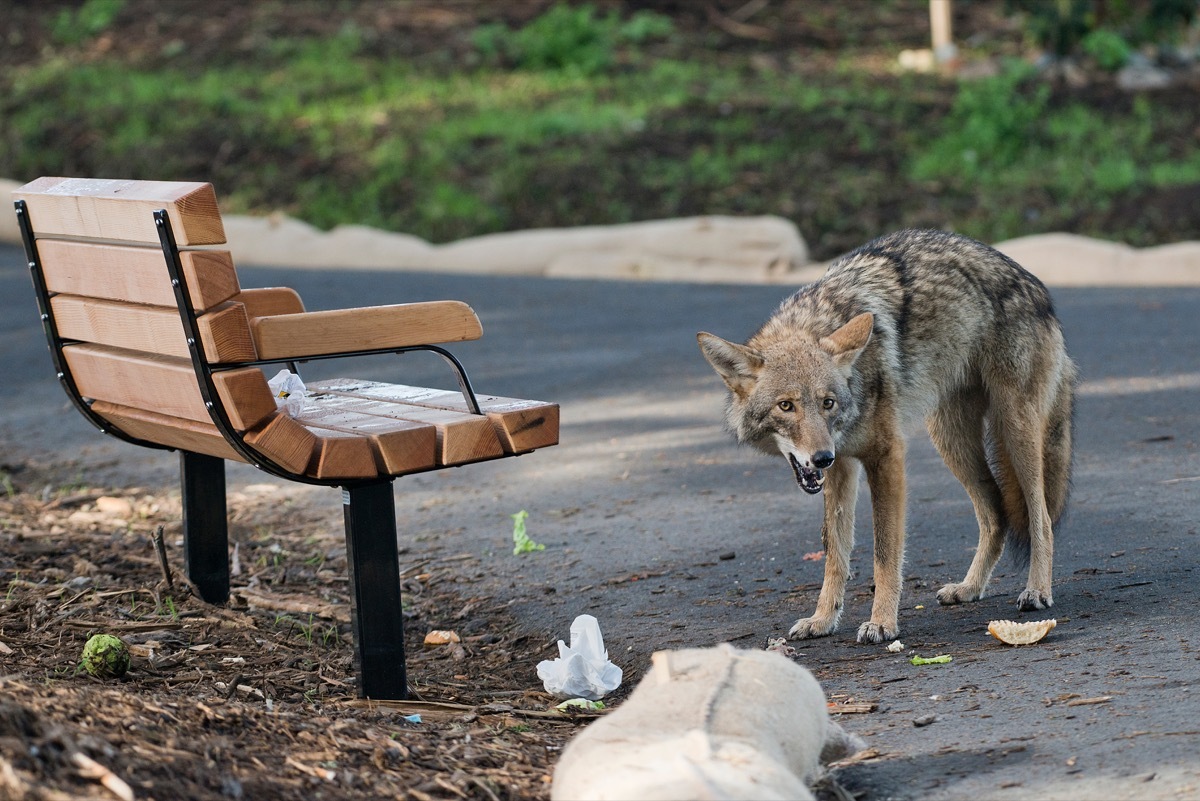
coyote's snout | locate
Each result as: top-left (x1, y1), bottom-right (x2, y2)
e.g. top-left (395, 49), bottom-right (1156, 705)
top-left (698, 230), bottom-right (1077, 644)
top-left (788, 452), bottom-right (829, 495)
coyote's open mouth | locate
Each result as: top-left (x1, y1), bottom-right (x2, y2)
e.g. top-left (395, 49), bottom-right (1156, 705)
top-left (788, 454), bottom-right (825, 495)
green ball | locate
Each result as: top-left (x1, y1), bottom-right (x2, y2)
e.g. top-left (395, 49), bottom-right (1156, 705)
top-left (81, 634), bottom-right (130, 679)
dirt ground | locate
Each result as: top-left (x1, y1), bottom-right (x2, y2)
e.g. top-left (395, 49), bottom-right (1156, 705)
top-left (0, 461), bottom-right (601, 801)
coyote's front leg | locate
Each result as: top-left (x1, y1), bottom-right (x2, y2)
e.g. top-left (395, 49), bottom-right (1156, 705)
top-left (790, 458), bottom-right (860, 639)
top-left (857, 438), bottom-right (906, 643)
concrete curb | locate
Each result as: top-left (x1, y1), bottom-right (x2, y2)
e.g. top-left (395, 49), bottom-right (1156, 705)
top-left (5, 178), bottom-right (1198, 286)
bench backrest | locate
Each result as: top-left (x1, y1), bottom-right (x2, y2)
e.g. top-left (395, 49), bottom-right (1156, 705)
top-left (14, 177), bottom-right (279, 446)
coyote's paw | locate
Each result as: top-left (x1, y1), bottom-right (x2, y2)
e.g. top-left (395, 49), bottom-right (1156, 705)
top-left (789, 615), bottom-right (838, 640)
top-left (936, 582), bottom-right (983, 606)
top-left (1017, 588), bottom-right (1053, 611)
top-left (856, 620), bottom-right (898, 644)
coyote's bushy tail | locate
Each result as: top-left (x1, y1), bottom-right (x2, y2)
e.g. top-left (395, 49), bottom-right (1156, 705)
top-left (991, 367), bottom-right (1077, 566)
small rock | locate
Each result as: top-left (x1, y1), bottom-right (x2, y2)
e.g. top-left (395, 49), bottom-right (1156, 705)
top-left (1117, 64), bottom-right (1172, 91)
top-left (66, 510), bottom-right (105, 526)
top-left (913, 714), bottom-right (938, 727)
top-left (898, 48), bottom-right (935, 73)
top-left (95, 496), bottom-right (133, 518)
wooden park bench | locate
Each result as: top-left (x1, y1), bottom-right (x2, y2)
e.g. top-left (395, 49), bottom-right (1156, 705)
top-left (12, 177), bottom-right (559, 699)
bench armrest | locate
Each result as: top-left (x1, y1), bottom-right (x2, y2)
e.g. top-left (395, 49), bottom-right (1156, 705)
top-left (234, 287), bottom-right (306, 317)
top-left (249, 301), bottom-right (483, 360)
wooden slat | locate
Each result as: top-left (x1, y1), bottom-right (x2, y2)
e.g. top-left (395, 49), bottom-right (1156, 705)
top-left (36, 239), bottom-right (239, 311)
top-left (306, 429), bottom-right (378, 480)
top-left (293, 406), bottom-right (438, 475)
top-left (235, 287), bottom-right (305, 318)
top-left (302, 391), bottom-right (503, 466)
top-left (90, 401), bottom-right (243, 463)
top-left (195, 302), bottom-right (257, 364)
top-left (15, 177), bottom-right (225, 245)
top-left (250, 301), bottom-right (482, 360)
top-left (90, 402), bottom-right (316, 475)
top-left (53, 295), bottom-right (186, 357)
top-left (51, 296), bottom-right (256, 363)
top-left (63, 344), bottom-right (274, 430)
top-left (242, 413), bottom-right (318, 475)
top-left (309, 379), bottom-right (559, 454)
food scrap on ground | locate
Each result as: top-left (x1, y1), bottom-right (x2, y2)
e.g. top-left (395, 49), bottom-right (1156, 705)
top-left (910, 654), bottom-right (953, 666)
top-left (988, 618), bottom-right (1058, 645)
top-left (766, 636), bottom-right (799, 658)
top-left (423, 629), bottom-right (461, 647)
top-left (511, 509), bottom-right (546, 555)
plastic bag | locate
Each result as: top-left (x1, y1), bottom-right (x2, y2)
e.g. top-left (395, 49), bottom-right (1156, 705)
top-left (536, 614), bottom-right (622, 700)
top-left (267, 369), bottom-right (306, 417)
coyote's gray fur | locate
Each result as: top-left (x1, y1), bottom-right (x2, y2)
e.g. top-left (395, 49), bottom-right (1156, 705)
top-left (698, 229), bottom-right (1077, 643)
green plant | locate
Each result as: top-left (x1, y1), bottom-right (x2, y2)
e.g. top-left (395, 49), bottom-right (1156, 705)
top-left (473, 3), bottom-right (672, 74)
top-left (51, 0), bottom-right (126, 46)
top-left (1080, 29), bottom-right (1132, 70)
top-left (910, 62), bottom-right (1049, 182)
top-left (1006, 0), bottom-right (1094, 56)
top-left (1132, 0), bottom-right (1199, 43)
top-left (157, 595), bottom-right (178, 621)
top-left (279, 614), bottom-right (338, 648)
top-left (1006, 0), bottom-right (1198, 56)
top-left (620, 9), bottom-right (675, 44)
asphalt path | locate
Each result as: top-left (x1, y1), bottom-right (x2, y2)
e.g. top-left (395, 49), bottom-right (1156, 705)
top-left (2, 241), bottom-right (1199, 798)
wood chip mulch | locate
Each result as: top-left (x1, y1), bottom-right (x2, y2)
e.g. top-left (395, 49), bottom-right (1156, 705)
top-left (0, 479), bottom-right (595, 800)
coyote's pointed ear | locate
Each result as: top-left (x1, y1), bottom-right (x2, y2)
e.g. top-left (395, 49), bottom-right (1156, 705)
top-left (697, 332), bottom-right (763, 396)
top-left (819, 312), bottom-right (873, 368)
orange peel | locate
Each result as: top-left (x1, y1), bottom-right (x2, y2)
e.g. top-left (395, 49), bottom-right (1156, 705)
top-left (987, 618), bottom-right (1056, 645)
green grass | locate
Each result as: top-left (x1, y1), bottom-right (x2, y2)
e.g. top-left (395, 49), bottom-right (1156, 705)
top-left (1, 3), bottom-right (1196, 258)
top-left (910, 63), bottom-right (1200, 242)
top-left (50, 0), bottom-right (126, 46)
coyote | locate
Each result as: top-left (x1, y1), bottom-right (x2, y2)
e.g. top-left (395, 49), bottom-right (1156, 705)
top-left (698, 229), bottom-right (1076, 643)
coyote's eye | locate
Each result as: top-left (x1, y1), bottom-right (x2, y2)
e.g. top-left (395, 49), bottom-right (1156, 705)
top-left (778, 400), bottom-right (795, 412)
top-left (822, 398), bottom-right (836, 410)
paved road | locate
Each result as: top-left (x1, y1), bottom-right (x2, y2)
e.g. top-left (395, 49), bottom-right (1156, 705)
top-left (2, 241), bottom-right (1199, 798)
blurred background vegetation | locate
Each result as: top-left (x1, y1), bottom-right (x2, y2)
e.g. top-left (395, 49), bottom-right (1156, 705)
top-left (2, 0), bottom-right (1198, 259)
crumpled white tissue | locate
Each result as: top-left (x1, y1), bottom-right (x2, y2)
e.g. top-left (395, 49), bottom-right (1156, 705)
top-left (537, 614), bottom-right (622, 700)
top-left (267, 369), bottom-right (306, 417)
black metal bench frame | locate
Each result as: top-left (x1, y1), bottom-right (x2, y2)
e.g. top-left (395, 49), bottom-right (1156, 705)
top-left (15, 199), bottom-right (499, 700)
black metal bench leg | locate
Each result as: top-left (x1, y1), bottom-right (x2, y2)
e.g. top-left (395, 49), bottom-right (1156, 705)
top-left (342, 480), bottom-right (408, 700)
top-left (179, 451), bottom-right (230, 604)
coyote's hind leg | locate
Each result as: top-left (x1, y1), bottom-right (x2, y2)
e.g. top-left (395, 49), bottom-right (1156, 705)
top-left (927, 388), bottom-right (1008, 606)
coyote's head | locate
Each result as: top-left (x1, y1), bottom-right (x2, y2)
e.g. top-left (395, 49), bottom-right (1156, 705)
top-left (697, 313), bottom-right (873, 494)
